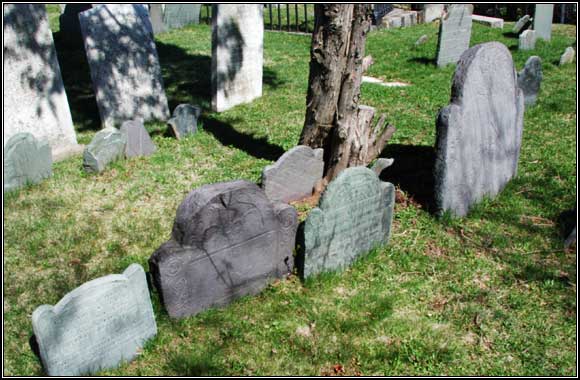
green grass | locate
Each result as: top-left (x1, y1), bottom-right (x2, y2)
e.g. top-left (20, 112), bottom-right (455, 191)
top-left (3, 9), bottom-right (577, 376)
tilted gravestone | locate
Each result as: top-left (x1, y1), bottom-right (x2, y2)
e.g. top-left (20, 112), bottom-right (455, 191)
top-left (31, 264), bottom-right (157, 376)
top-left (83, 127), bottom-right (127, 173)
top-left (149, 4), bottom-right (201, 35)
top-left (301, 167), bottom-right (395, 279)
top-left (533, 4), bottom-right (554, 41)
top-left (434, 42), bottom-right (524, 217)
top-left (517, 56), bottom-right (542, 107)
top-left (519, 29), bottom-right (537, 50)
top-left (513, 14), bottom-right (532, 34)
top-left (119, 120), bottom-right (156, 158)
top-left (559, 47), bottom-right (575, 65)
top-left (3, 4), bottom-right (81, 162)
top-left (436, 4), bottom-right (474, 68)
top-left (261, 146), bottom-right (324, 203)
top-left (79, 4), bottom-right (170, 128)
top-left (211, 5), bottom-right (264, 112)
top-left (167, 104), bottom-right (201, 139)
top-left (149, 180), bottom-right (298, 318)
top-left (4, 133), bottom-right (52, 193)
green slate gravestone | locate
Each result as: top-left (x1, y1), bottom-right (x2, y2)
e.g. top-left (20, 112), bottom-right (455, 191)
top-left (4, 132), bottom-right (52, 192)
top-left (83, 127), bottom-right (127, 173)
top-left (301, 167), bottom-right (396, 279)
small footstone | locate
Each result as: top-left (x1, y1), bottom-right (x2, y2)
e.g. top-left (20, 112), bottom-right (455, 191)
top-left (4, 133), bottom-right (52, 192)
top-left (120, 120), bottom-right (156, 158)
top-left (83, 127), bottom-right (127, 173)
top-left (167, 104), bottom-right (201, 139)
top-left (559, 47), bottom-right (575, 66)
top-left (517, 56), bottom-right (542, 107)
top-left (415, 34), bottom-right (429, 46)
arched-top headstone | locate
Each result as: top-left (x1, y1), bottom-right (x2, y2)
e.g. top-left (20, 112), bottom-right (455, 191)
top-left (434, 42), bottom-right (524, 217)
top-left (517, 56), bottom-right (542, 107)
top-left (4, 133), bottom-right (52, 193)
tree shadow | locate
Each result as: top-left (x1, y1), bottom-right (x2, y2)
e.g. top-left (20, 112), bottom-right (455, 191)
top-left (408, 56), bottom-right (437, 66)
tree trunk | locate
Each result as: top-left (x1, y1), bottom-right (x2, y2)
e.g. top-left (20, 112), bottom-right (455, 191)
top-left (299, 4), bottom-right (395, 183)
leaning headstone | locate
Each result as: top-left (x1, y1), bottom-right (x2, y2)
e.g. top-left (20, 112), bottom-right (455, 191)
top-left (211, 5), bottom-right (264, 112)
top-left (533, 4), bottom-right (554, 41)
top-left (4, 4), bottom-right (81, 162)
top-left (149, 180), bottom-right (298, 319)
top-left (79, 4), bottom-right (170, 128)
top-left (4, 133), bottom-right (52, 193)
top-left (301, 167), bottom-right (395, 278)
top-left (119, 120), bottom-right (156, 158)
top-left (422, 4), bottom-right (445, 23)
top-left (517, 56), bottom-right (542, 107)
top-left (559, 47), bottom-right (575, 65)
top-left (415, 34), bottom-right (429, 46)
top-left (434, 42), bottom-right (524, 217)
top-left (513, 14), bottom-right (532, 34)
top-left (261, 146), bottom-right (324, 203)
top-left (31, 264), bottom-right (157, 376)
top-left (167, 104), bottom-right (202, 139)
top-left (472, 14), bottom-right (504, 28)
top-left (436, 4), bottom-right (474, 67)
top-left (518, 29), bottom-right (537, 50)
top-left (83, 128), bottom-right (127, 173)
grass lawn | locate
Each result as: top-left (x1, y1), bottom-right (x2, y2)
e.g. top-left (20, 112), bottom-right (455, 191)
top-left (4, 6), bottom-right (577, 376)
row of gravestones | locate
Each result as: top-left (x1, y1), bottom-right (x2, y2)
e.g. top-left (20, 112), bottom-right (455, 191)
top-left (3, 4), bottom-right (263, 172)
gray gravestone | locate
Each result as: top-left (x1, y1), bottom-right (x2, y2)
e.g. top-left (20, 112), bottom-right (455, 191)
top-left (559, 47), bottom-right (575, 65)
top-left (120, 120), bottom-right (156, 158)
top-left (533, 4), bottom-right (554, 41)
top-left (148, 4), bottom-right (166, 35)
top-left (211, 5), bottom-right (264, 112)
top-left (79, 4), bottom-right (170, 128)
top-left (380, 8), bottom-right (418, 29)
top-left (371, 158), bottom-right (394, 176)
top-left (517, 56), bottom-right (542, 107)
top-left (423, 4), bottom-right (445, 23)
top-left (519, 29), bottom-right (537, 50)
top-left (149, 4), bottom-right (201, 34)
top-left (3, 4), bottom-right (81, 162)
top-left (513, 14), bottom-right (531, 34)
top-left (472, 14), bottom-right (504, 29)
top-left (32, 264), bottom-right (157, 376)
top-left (261, 146), bottom-right (324, 203)
top-left (167, 104), bottom-right (201, 139)
top-left (4, 133), bottom-right (52, 193)
top-left (83, 127), bottom-right (127, 173)
top-left (415, 34), bottom-right (429, 46)
top-left (373, 4), bottom-right (394, 25)
top-left (149, 180), bottom-right (298, 318)
top-left (434, 42), bottom-right (524, 217)
top-left (436, 4), bottom-right (474, 67)
top-left (302, 167), bottom-right (395, 278)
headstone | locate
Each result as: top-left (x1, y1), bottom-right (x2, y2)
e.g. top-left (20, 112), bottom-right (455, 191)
top-left (301, 167), bottom-right (395, 278)
top-left (518, 29), bottom-right (537, 50)
top-left (119, 120), bottom-right (156, 158)
top-left (3, 4), bottom-right (81, 162)
top-left (148, 4), bottom-right (166, 35)
top-left (79, 4), bottom-right (170, 128)
top-left (261, 146), bottom-right (324, 203)
top-left (559, 47), bottom-right (575, 65)
top-left (415, 34), bottom-right (429, 46)
top-left (533, 4), bottom-right (554, 41)
top-left (517, 56), bottom-right (542, 107)
top-left (371, 158), bottom-right (394, 176)
top-left (211, 5), bottom-right (264, 112)
top-left (472, 14), bottom-right (504, 28)
top-left (167, 104), bottom-right (201, 139)
top-left (83, 127), bottom-right (127, 173)
top-left (422, 4), bottom-right (445, 23)
top-left (4, 133), bottom-right (52, 193)
top-left (381, 8), bottom-right (418, 29)
top-left (149, 180), bottom-right (298, 318)
top-left (31, 264), bottom-right (157, 376)
top-left (513, 14), bottom-right (532, 34)
top-left (149, 4), bottom-right (202, 34)
top-left (434, 42), bottom-right (524, 217)
top-left (436, 4), bottom-right (474, 67)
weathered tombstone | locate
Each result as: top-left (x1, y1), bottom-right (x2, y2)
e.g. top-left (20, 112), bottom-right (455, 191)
top-left (381, 8), bottom-right (418, 29)
top-left (119, 120), bottom-right (156, 158)
top-left (517, 56), bottom-right (542, 107)
top-left (436, 4), bottom-right (474, 68)
top-left (148, 4), bottom-right (166, 35)
top-left (415, 34), bottom-right (429, 46)
top-left (301, 167), bottom-right (395, 279)
top-left (149, 180), bottom-right (298, 319)
top-left (31, 264), bottom-right (157, 376)
top-left (371, 158), bottom-right (394, 176)
top-left (518, 29), bottom-right (537, 50)
top-left (472, 14), bottom-right (504, 28)
top-left (79, 4), bottom-right (170, 128)
top-left (211, 5), bottom-right (264, 112)
top-left (3, 4), bottom-right (81, 162)
top-left (261, 146), bottom-right (324, 203)
top-left (422, 4), bottom-right (445, 23)
top-left (149, 4), bottom-right (202, 34)
top-left (434, 42), bottom-right (524, 217)
top-left (83, 127), bottom-right (127, 173)
top-left (533, 4), bottom-right (554, 41)
top-left (513, 14), bottom-right (532, 34)
top-left (167, 104), bottom-right (201, 139)
top-left (4, 133), bottom-right (52, 193)
top-left (559, 47), bottom-right (575, 65)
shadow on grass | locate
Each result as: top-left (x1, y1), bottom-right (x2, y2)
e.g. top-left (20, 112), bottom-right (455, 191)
top-left (408, 56), bottom-right (437, 66)
top-left (167, 347), bottom-right (225, 376)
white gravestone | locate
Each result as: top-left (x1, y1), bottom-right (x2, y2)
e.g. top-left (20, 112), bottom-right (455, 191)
top-left (533, 4), bottom-right (554, 41)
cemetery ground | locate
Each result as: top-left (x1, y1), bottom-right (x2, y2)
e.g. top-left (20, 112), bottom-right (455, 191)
top-left (4, 7), bottom-right (577, 376)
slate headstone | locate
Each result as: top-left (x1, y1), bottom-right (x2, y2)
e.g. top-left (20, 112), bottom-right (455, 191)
top-left (381, 8), bottom-right (418, 29)
top-left (434, 42), bottom-right (524, 217)
top-left (31, 264), bottom-right (157, 376)
top-left (517, 56), bottom-right (542, 107)
top-left (148, 4), bottom-right (166, 35)
top-left (211, 5), bottom-right (264, 112)
top-left (301, 167), bottom-right (395, 278)
top-left (261, 145), bottom-right (324, 203)
top-left (518, 29), bottom-right (537, 50)
top-left (371, 158), bottom-right (395, 176)
top-left (79, 4), bottom-right (170, 128)
top-left (167, 104), bottom-right (201, 139)
top-left (149, 180), bottom-right (298, 319)
top-left (120, 120), bottom-right (156, 158)
top-left (4, 133), bottom-right (52, 193)
top-left (3, 4), bottom-right (81, 161)
top-left (559, 47), bottom-right (575, 65)
top-left (533, 4), bottom-right (554, 41)
top-left (513, 14), bottom-right (532, 34)
top-left (436, 4), bottom-right (474, 67)
top-left (83, 128), bottom-right (127, 173)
